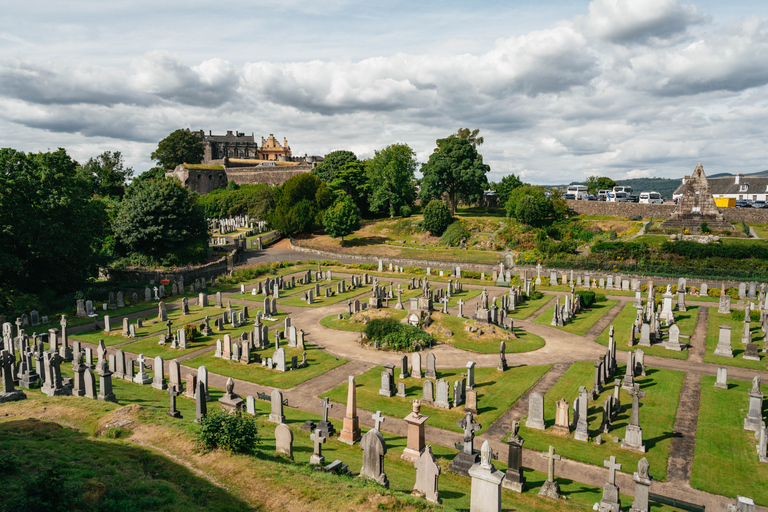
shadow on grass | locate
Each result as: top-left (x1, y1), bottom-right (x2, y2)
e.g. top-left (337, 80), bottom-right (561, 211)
top-left (344, 236), bottom-right (388, 247)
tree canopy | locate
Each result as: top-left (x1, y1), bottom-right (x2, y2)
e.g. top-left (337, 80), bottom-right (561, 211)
top-left (77, 151), bottom-right (134, 198)
top-left (420, 137), bottom-right (490, 215)
top-left (451, 128), bottom-right (484, 148)
top-left (151, 129), bottom-right (205, 170)
top-left (268, 173), bottom-right (332, 234)
top-left (323, 194), bottom-right (362, 246)
top-left (505, 185), bottom-right (567, 225)
top-left (311, 150), bottom-right (357, 183)
top-left (584, 176), bottom-right (617, 194)
top-left (0, 148), bottom-right (108, 303)
top-left (493, 174), bottom-right (524, 206)
top-left (422, 199), bottom-right (453, 236)
top-left (114, 178), bottom-right (208, 265)
top-left (368, 144), bottom-right (418, 217)
top-left (327, 160), bottom-right (370, 215)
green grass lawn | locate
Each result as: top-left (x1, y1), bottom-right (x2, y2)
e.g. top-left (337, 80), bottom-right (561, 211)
top-left (703, 310), bottom-right (766, 370)
top-left (182, 342), bottom-right (348, 389)
top-left (521, 361), bottom-right (685, 482)
top-left (444, 288), bottom-right (482, 307)
top-left (508, 294), bottom-right (556, 320)
top-left (429, 313), bottom-right (545, 354)
top-left (230, 277), bottom-right (342, 302)
top-left (321, 364), bottom-right (551, 432)
top-left (278, 284), bottom-right (369, 308)
top-left (532, 300), bottom-right (620, 336)
top-left (691, 375), bottom-right (768, 506)
top-left (319, 310), bottom-right (409, 333)
top-left (593, 303), bottom-right (693, 360)
top-left (748, 223), bottom-right (768, 239)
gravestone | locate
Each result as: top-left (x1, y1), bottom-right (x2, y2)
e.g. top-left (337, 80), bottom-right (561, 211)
top-left (96, 358), bottom-right (117, 403)
top-left (449, 411), bottom-right (482, 477)
top-left (399, 355), bottom-right (409, 379)
top-left (412, 353), bottom-right (422, 379)
top-left (360, 412), bottom-right (389, 487)
top-left (715, 367), bottom-right (728, 389)
top-left (629, 458), bottom-right (652, 512)
top-left (152, 356), bottom-right (167, 390)
top-left (504, 420), bottom-right (526, 492)
top-left (425, 353), bottom-right (437, 379)
top-left (665, 324), bottom-right (683, 351)
top-left (719, 294), bottom-right (731, 314)
top-left (413, 444), bottom-right (441, 503)
top-left (539, 446), bottom-right (562, 499)
top-left (434, 379), bottom-right (451, 409)
top-left (598, 456), bottom-right (622, 512)
top-left (552, 399), bottom-right (570, 436)
top-left (468, 441), bottom-right (505, 512)
top-left (574, 386), bottom-right (589, 442)
top-left (269, 389), bottom-right (286, 424)
top-left (422, 380), bottom-right (434, 404)
top-left (275, 423), bottom-right (293, 459)
top-left (526, 392), bottom-right (545, 430)
top-left (195, 381), bottom-right (208, 422)
top-left (744, 376), bottom-right (764, 432)
top-left (379, 371), bottom-right (394, 397)
top-left (621, 384), bottom-right (647, 452)
top-left (339, 375), bottom-right (360, 444)
top-left (715, 325), bottom-right (734, 357)
top-left (84, 367), bottom-right (97, 399)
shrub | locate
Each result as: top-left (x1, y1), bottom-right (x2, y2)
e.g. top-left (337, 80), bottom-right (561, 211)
top-left (104, 427), bottom-right (132, 439)
top-left (422, 200), bottom-right (452, 236)
top-left (527, 290), bottom-right (544, 301)
top-left (364, 318), bottom-right (433, 352)
top-left (580, 290), bottom-right (597, 308)
top-left (700, 222), bottom-right (711, 234)
top-left (440, 220), bottom-right (471, 247)
top-left (184, 324), bottom-right (198, 342)
top-left (400, 205), bottom-right (412, 218)
top-left (195, 409), bottom-right (259, 454)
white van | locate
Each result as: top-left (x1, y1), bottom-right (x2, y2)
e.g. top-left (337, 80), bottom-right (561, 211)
top-left (597, 189), bottom-right (611, 201)
top-left (607, 191), bottom-right (629, 202)
top-left (613, 186), bottom-right (633, 195)
top-left (566, 185), bottom-right (589, 200)
top-left (639, 192), bottom-right (663, 204)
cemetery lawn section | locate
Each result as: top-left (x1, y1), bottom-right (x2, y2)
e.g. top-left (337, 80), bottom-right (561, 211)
top-left (320, 310), bottom-right (408, 332)
top-left (278, 285), bottom-right (369, 308)
top-left (0, 390), bottom-right (685, 512)
top-left (704, 310), bottom-right (766, 370)
top-left (320, 364), bottom-right (552, 432)
top-left (593, 303), bottom-right (692, 360)
top-left (444, 287), bottom-right (482, 307)
top-left (429, 313), bottom-right (545, 354)
top-left (181, 342), bottom-right (348, 389)
top-left (508, 293), bottom-right (556, 320)
top-left (521, 361), bottom-right (685, 482)
top-left (532, 300), bottom-right (620, 336)
top-left (230, 276), bottom-right (341, 301)
top-left (691, 376), bottom-right (768, 506)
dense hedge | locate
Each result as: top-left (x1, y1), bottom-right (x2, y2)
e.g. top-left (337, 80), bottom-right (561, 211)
top-left (364, 318), bottom-right (433, 352)
top-left (661, 240), bottom-right (768, 260)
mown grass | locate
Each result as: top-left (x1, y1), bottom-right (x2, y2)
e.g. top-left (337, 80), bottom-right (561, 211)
top-left (320, 364), bottom-right (551, 432)
top-left (593, 302), bottom-right (694, 360)
top-left (278, 284), bottom-right (370, 308)
top-left (508, 294), bottom-right (556, 320)
top-left (532, 300), bottom-right (620, 336)
top-left (691, 375), bottom-right (768, 506)
top-left (429, 313), bottom-right (545, 354)
top-left (182, 342), bottom-right (348, 389)
top-left (521, 361), bottom-right (685, 482)
top-left (703, 310), bottom-right (766, 370)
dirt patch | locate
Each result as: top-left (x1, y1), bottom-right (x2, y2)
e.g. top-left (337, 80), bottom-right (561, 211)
top-left (349, 309), bottom-right (400, 324)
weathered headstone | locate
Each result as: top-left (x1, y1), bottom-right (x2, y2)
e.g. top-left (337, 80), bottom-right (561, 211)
top-left (360, 412), bottom-right (389, 487)
top-left (269, 389), bottom-right (285, 424)
top-left (468, 441), bottom-right (505, 512)
top-left (275, 423), bottom-right (294, 459)
top-left (413, 444), bottom-right (441, 503)
top-left (526, 392), bottom-right (545, 430)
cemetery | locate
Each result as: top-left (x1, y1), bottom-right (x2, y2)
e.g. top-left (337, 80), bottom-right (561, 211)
top-left (534, 297), bottom-right (621, 336)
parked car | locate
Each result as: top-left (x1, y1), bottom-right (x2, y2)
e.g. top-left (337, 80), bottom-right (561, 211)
top-left (563, 193), bottom-right (576, 200)
top-left (627, 194), bottom-right (639, 203)
top-left (752, 200), bottom-right (767, 209)
top-left (736, 200), bottom-right (752, 207)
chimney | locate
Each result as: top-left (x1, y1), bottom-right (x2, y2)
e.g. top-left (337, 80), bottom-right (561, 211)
top-left (735, 173), bottom-right (743, 184)
top-left (284, 137), bottom-right (288, 148)
top-left (226, 130), bottom-right (233, 136)
top-left (682, 175), bottom-right (690, 185)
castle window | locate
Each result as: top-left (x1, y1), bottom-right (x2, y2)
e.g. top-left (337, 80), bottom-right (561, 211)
top-left (197, 174), bottom-right (201, 179)
top-left (209, 175), bottom-right (213, 180)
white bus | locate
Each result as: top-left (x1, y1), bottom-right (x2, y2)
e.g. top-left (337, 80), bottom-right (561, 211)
top-left (566, 185), bottom-right (589, 200)
top-left (639, 192), bottom-right (663, 204)
top-left (613, 185), bottom-right (633, 195)
top-left (597, 189), bottom-right (611, 201)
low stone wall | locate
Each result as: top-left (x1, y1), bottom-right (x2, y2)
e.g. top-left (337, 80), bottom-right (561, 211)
top-left (227, 167), bottom-right (310, 186)
top-left (566, 200), bottom-right (768, 223)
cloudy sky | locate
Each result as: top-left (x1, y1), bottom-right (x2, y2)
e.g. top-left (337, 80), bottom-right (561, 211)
top-left (1, 0), bottom-right (767, 184)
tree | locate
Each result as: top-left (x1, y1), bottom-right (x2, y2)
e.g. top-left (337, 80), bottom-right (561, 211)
top-left (0, 148), bottom-right (108, 305)
top-left (77, 151), bottom-right (134, 198)
top-left (132, 166), bottom-right (168, 185)
top-left (584, 176), bottom-right (617, 194)
top-left (505, 185), bottom-right (566, 225)
top-left (114, 178), bottom-right (208, 265)
top-left (451, 128), bottom-right (484, 148)
top-left (328, 160), bottom-right (370, 215)
top-left (422, 199), bottom-right (453, 236)
top-left (494, 173), bottom-right (524, 206)
top-left (367, 144), bottom-right (418, 217)
top-left (268, 173), bottom-right (332, 234)
top-left (420, 137), bottom-right (490, 215)
top-left (151, 128), bottom-right (204, 170)
top-left (312, 150), bottom-right (357, 183)
top-left (323, 194), bottom-right (361, 246)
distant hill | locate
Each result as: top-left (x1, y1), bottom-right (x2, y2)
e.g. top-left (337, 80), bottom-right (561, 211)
top-left (615, 178), bottom-right (681, 199)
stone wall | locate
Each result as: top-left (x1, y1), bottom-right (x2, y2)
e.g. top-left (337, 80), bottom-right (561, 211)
top-left (566, 200), bottom-right (768, 223)
top-left (166, 167), bottom-right (229, 195)
top-left (105, 249), bottom-right (239, 285)
top-left (226, 167), bottom-right (311, 187)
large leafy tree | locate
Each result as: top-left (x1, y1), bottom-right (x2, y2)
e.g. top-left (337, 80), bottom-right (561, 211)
top-left (367, 143), bottom-right (418, 217)
top-left (584, 176), bottom-right (617, 194)
top-left (151, 128), bottom-right (205, 170)
top-left (323, 194), bottom-right (361, 246)
top-left (0, 148), bottom-right (108, 303)
top-left (114, 178), bottom-right (208, 265)
top-left (505, 185), bottom-right (567, 225)
top-left (494, 173), bottom-right (524, 206)
top-left (328, 161), bottom-right (370, 215)
top-left (311, 150), bottom-right (357, 183)
top-left (422, 199), bottom-right (452, 236)
top-left (77, 151), bottom-right (134, 198)
top-left (420, 137), bottom-right (490, 215)
top-left (268, 173), bottom-right (332, 234)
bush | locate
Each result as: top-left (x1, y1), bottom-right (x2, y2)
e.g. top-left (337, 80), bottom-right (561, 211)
top-left (422, 200), bottom-right (452, 236)
top-left (400, 205), bottom-right (412, 218)
top-left (195, 409), bottom-right (259, 454)
top-left (104, 427), bottom-right (132, 439)
top-left (184, 324), bottom-right (198, 342)
top-left (700, 222), bottom-right (711, 234)
top-left (580, 290), bottom-right (597, 308)
top-left (440, 220), bottom-right (471, 247)
top-left (528, 290), bottom-right (544, 301)
top-left (730, 309), bottom-right (760, 322)
top-left (364, 318), bottom-right (433, 352)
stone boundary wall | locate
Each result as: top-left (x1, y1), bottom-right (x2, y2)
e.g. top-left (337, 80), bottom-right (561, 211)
top-left (566, 200), bottom-right (768, 223)
top-left (105, 249), bottom-right (239, 285)
top-left (227, 167), bottom-right (310, 186)
top-left (246, 231), bottom-right (282, 249)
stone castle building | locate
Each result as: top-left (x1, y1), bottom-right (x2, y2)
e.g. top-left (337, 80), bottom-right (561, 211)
top-left (166, 130), bottom-right (323, 194)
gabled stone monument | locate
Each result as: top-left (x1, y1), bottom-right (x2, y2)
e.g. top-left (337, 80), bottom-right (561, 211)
top-left (659, 163), bottom-right (734, 231)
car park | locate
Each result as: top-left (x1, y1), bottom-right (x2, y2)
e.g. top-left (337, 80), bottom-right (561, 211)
top-left (752, 200), bottom-right (767, 209)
